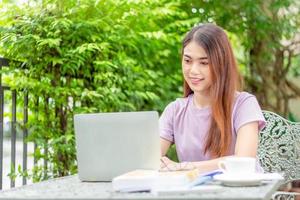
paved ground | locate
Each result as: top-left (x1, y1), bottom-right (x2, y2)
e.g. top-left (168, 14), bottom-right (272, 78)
top-left (2, 138), bottom-right (34, 190)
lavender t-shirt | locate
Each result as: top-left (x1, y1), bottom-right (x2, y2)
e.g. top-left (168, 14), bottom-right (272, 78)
top-left (159, 92), bottom-right (266, 162)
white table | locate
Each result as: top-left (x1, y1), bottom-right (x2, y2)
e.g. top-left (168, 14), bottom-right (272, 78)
top-left (0, 175), bottom-right (282, 200)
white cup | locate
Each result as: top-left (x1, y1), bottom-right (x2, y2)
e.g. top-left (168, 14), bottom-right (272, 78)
top-left (218, 157), bottom-right (256, 175)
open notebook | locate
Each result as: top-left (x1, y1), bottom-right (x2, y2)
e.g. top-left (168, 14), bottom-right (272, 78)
top-left (112, 169), bottom-right (223, 193)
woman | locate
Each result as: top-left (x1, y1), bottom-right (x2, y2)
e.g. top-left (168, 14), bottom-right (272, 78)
top-left (159, 23), bottom-right (266, 172)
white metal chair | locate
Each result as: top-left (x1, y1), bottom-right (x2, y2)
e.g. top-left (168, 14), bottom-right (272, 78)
top-left (258, 110), bottom-right (300, 200)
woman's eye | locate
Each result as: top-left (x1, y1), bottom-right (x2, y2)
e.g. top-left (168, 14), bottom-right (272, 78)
top-left (184, 59), bottom-right (191, 63)
top-left (200, 62), bottom-right (208, 65)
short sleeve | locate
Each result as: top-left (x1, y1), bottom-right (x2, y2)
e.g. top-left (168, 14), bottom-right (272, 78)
top-left (159, 102), bottom-right (175, 143)
top-left (234, 95), bottom-right (266, 134)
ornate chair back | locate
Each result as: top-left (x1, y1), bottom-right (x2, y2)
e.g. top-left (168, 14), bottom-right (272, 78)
top-left (258, 110), bottom-right (300, 184)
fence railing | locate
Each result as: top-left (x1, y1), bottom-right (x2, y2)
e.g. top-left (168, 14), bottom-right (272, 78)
top-left (0, 57), bottom-right (30, 189)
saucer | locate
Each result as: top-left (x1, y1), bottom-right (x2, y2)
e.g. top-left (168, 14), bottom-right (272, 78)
top-left (213, 173), bottom-right (264, 187)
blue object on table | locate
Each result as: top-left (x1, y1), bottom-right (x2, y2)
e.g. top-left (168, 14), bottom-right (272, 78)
top-left (188, 170), bottom-right (223, 188)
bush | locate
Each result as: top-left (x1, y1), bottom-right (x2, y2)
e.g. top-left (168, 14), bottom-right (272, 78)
top-left (0, 0), bottom-right (195, 180)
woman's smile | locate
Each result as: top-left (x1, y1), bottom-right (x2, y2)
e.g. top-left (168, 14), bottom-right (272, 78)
top-left (190, 77), bottom-right (205, 85)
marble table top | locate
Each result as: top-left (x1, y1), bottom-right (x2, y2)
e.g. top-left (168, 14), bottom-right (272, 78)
top-left (0, 175), bottom-right (282, 200)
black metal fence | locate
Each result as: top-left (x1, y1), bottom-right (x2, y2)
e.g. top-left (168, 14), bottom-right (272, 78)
top-left (0, 57), bottom-right (29, 189)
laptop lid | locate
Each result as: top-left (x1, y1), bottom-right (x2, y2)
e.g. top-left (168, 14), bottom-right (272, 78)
top-left (74, 111), bottom-right (160, 181)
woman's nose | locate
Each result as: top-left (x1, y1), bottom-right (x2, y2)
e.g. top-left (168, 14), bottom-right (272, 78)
top-left (190, 63), bottom-right (200, 74)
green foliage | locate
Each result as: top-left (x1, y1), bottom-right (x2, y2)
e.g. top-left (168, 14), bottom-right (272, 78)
top-left (288, 112), bottom-right (299, 122)
top-left (166, 145), bottom-right (179, 162)
top-left (7, 163), bottom-right (17, 181)
top-left (187, 0), bottom-right (300, 115)
top-left (0, 0), bottom-right (192, 180)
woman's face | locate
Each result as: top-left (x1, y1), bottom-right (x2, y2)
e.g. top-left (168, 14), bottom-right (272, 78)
top-left (182, 40), bottom-right (212, 95)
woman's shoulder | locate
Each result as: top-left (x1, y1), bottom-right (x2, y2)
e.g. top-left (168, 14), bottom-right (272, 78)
top-left (233, 91), bottom-right (266, 131)
top-left (235, 91), bottom-right (258, 104)
top-left (233, 91), bottom-right (263, 113)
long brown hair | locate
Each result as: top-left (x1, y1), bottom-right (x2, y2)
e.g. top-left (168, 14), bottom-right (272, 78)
top-left (182, 24), bottom-right (241, 157)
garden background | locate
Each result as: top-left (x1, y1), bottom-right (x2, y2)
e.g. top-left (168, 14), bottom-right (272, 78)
top-left (0, 0), bottom-right (299, 188)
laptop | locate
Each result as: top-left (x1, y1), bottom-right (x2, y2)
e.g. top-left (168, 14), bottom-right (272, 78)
top-left (74, 111), bottom-right (161, 181)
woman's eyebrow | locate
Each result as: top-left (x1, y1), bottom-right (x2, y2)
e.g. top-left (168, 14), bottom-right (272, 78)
top-left (183, 54), bottom-right (208, 60)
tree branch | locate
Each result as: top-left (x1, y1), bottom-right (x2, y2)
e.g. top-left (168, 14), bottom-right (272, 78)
top-left (283, 49), bottom-right (293, 75)
top-left (286, 80), bottom-right (300, 96)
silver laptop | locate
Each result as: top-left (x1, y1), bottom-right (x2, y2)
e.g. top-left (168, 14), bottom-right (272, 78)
top-left (74, 111), bottom-right (161, 181)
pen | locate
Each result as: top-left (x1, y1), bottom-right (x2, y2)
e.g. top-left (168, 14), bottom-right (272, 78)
top-left (188, 170), bottom-right (223, 188)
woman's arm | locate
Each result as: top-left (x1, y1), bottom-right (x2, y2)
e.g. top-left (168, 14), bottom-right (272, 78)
top-left (160, 138), bottom-right (172, 156)
top-left (234, 121), bottom-right (259, 157)
top-left (160, 121), bottom-right (259, 172)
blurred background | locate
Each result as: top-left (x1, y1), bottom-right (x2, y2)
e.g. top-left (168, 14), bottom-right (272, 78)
top-left (0, 0), bottom-right (299, 190)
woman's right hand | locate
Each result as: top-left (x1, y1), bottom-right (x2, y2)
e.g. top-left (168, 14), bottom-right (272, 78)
top-left (160, 156), bottom-right (196, 171)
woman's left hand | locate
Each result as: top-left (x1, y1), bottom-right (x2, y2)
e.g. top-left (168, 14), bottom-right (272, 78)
top-left (160, 156), bottom-right (195, 171)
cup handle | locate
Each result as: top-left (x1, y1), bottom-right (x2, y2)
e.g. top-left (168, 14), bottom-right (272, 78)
top-left (218, 161), bottom-right (227, 173)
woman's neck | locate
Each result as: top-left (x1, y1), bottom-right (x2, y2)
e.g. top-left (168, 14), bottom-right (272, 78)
top-left (193, 92), bottom-right (211, 109)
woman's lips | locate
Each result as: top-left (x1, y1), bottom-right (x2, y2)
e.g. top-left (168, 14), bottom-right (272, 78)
top-left (190, 77), bottom-right (204, 84)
